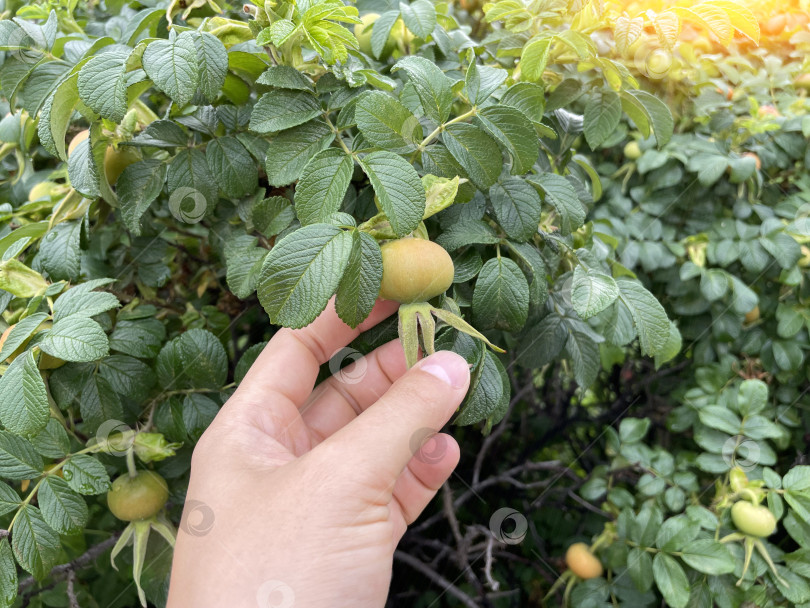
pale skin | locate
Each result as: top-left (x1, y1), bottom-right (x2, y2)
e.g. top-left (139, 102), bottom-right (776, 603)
top-left (166, 299), bottom-right (471, 607)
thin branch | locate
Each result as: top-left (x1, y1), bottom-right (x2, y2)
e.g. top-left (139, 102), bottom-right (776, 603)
top-left (66, 569), bottom-right (80, 608)
top-left (482, 535), bottom-right (499, 592)
top-left (442, 484), bottom-right (489, 605)
top-left (394, 550), bottom-right (480, 608)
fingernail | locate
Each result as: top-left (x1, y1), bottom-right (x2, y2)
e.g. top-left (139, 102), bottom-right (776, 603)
top-left (418, 351), bottom-right (470, 389)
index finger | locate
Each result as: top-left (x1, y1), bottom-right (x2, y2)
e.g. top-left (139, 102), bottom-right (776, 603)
top-left (236, 298), bottom-right (399, 406)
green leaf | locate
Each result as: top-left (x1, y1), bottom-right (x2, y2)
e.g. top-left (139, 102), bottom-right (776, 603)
top-left (616, 278), bottom-right (670, 357)
top-left (355, 91), bottom-right (421, 153)
top-left (627, 547), bottom-right (653, 592)
top-left (565, 327), bottom-right (600, 387)
top-left (392, 56), bottom-right (453, 124)
top-left (442, 123), bottom-right (502, 190)
top-left (206, 136), bottom-right (257, 199)
top-left (193, 31), bottom-right (227, 102)
top-left (256, 65), bottom-right (313, 90)
top-left (97, 355), bottom-right (156, 403)
top-left (79, 374), bottom-right (123, 434)
top-left (252, 196), bottom-right (295, 237)
top-left (700, 269), bottom-right (728, 301)
top-left (177, 329), bottom-right (228, 390)
top-left (258, 225), bottom-right (354, 328)
top-left (66, 134), bottom-right (99, 199)
top-left (624, 89), bottom-right (674, 147)
top-left (654, 321), bottom-right (682, 368)
top-left (37, 73), bottom-right (79, 159)
top-left (520, 35), bottom-right (553, 82)
top-left (234, 342), bottom-right (267, 385)
top-left (652, 553), bottom-right (689, 608)
top-left (436, 220), bottom-right (500, 251)
top-left (249, 89), bottom-right (322, 134)
top-left (0, 352), bottom-right (49, 438)
top-left (53, 279), bottom-right (118, 322)
top-left (527, 174), bottom-right (585, 235)
top-left (784, 466), bottom-right (810, 491)
top-left (167, 148), bottom-right (217, 220)
top-left (264, 119), bottom-right (335, 187)
top-left (0, 539), bottom-right (17, 608)
top-left (39, 317), bottom-right (109, 362)
top-left (698, 405), bottom-right (741, 435)
top-left (465, 63), bottom-right (507, 106)
top-left (183, 394), bottom-right (219, 441)
top-left (475, 106), bottom-right (540, 175)
top-left (655, 515), bottom-right (700, 551)
top-left (370, 11), bottom-right (399, 59)
top-left (359, 151), bottom-right (426, 237)
top-left (109, 318), bottom-right (164, 359)
top-left (572, 266), bottom-right (619, 319)
top-left (0, 313), bottom-right (48, 361)
top-left (76, 47), bottom-right (129, 122)
top-left (500, 82), bottom-right (545, 123)
top-left (680, 539), bottom-right (736, 575)
top-left (518, 313), bottom-right (566, 368)
top-left (295, 148), bottom-right (353, 225)
top-left (0, 430), bottom-right (41, 481)
top-left (10, 505), bottom-right (60, 579)
top-left (117, 159), bottom-right (168, 234)
top-left (143, 31), bottom-right (199, 106)
top-left (456, 350), bottom-right (507, 425)
top-left (400, 0), bottom-right (436, 38)
top-left (131, 120), bottom-right (188, 148)
top-left (62, 454), bottom-right (110, 495)
top-left (473, 257), bottom-right (529, 331)
top-left (489, 177), bottom-right (542, 242)
top-left (224, 235), bottom-right (267, 300)
top-left (335, 231), bottom-right (382, 328)
top-left (29, 419), bottom-right (69, 459)
top-left (38, 476), bottom-right (88, 535)
top-left (584, 88), bottom-right (622, 149)
top-left (38, 221), bottom-right (82, 282)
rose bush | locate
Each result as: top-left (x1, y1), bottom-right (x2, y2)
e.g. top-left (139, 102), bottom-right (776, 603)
top-left (0, 0), bottom-right (809, 606)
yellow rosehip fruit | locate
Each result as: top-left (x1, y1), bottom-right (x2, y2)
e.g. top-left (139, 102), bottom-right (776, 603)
top-left (744, 306), bottom-right (760, 324)
top-left (758, 105), bottom-right (781, 118)
top-left (743, 152), bottom-right (762, 171)
top-left (798, 246), bottom-right (810, 268)
top-left (27, 181), bottom-right (60, 203)
top-left (378, 238), bottom-right (454, 304)
top-left (354, 13), bottom-right (395, 58)
top-left (104, 145), bottom-right (140, 185)
top-left (624, 141), bottom-right (642, 160)
top-left (731, 501), bottom-right (777, 537)
top-left (67, 129), bottom-right (89, 156)
top-left (795, 74), bottom-right (810, 91)
top-left (565, 543), bottom-right (603, 579)
top-left (0, 325), bottom-right (26, 363)
top-left (107, 471), bottom-right (169, 522)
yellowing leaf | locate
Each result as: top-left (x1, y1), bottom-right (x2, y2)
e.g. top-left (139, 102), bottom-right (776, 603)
top-left (614, 13), bottom-right (644, 54)
top-left (703, 0), bottom-right (760, 43)
top-left (689, 5), bottom-right (733, 46)
top-left (650, 10), bottom-right (681, 49)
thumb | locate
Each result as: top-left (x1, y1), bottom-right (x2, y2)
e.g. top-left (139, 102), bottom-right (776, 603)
top-left (325, 350), bottom-right (470, 482)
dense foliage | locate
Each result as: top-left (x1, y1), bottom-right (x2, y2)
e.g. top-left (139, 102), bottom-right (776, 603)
top-left (0, 0), bottom-right (809, 605)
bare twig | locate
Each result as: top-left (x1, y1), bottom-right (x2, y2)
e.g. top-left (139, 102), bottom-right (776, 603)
top-left (66, 569), bottom-right (80, 608)
top-left (394, 550), bottom-right (480, 608)
top-left (482, 535), bottom-right (499, 592)
top-left (442, 484), bottom-right (489, 604)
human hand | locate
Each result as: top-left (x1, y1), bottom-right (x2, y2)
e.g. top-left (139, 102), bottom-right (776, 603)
top-left (166, 300), bottom-right (471, 607)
